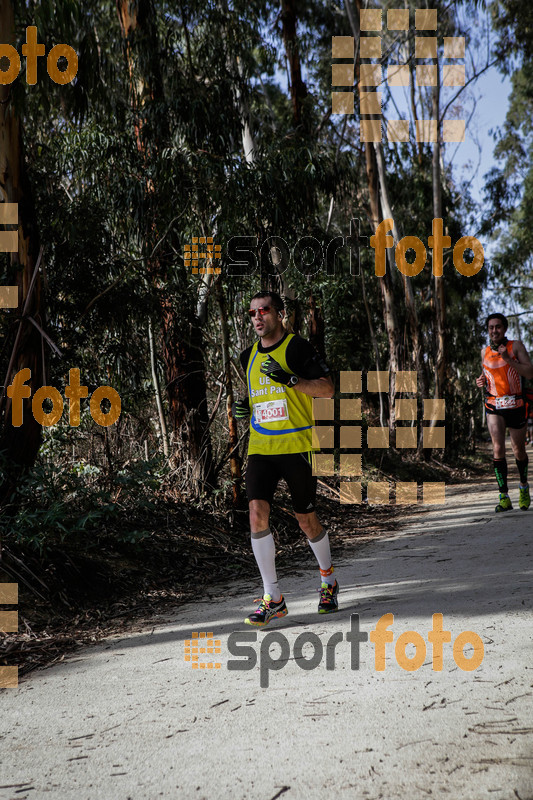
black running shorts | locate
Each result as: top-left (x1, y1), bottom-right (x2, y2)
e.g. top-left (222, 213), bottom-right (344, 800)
top-left (485, 403), bottom-right (526, 429)
top-left (245, 452), bottom-right (317, 514)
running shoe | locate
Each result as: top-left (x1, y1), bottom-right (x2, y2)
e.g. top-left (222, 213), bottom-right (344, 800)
top-left (318, 580), bottom-right (339, 614)
top-left (519, 485), bottom-right (531, 511)
top-left (244, 594), bottom-right (288, 627)
top-left (495, 493), bottom-right (513, 512)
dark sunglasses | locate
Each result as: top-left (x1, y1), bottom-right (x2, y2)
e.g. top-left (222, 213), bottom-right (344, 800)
top-left (248, 306), bottom-right (273, 318)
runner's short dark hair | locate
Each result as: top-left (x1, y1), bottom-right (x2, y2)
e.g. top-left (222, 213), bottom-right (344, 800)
top-left (486, 313), bottom-right (508, 331)
top-left (250, 291), bottom-right (285, 313)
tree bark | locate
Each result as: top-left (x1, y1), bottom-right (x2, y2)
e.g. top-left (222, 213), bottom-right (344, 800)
top-left (307, 292), bottom-right (325, 358)
top-left (374, 144), bottom-right (429, 406)
top-left (215, 277), bottom-right (242, 506)
top-left (360, 269), bottom-right (385, 427)
top-left (352, 0), bottom-right (400, 433)
top-left (117, 0), bottom-right (215, 492)
top-left (0, 0), bottom-right (43, 500)
top-left (148, 319), bottom-right (169, 458)
top-left (365, 142), bottom-right (399, 434)
top-left (278, 0), bottom-right (320, 342)
top-left (279, 0), bottom-right (308, 129)
top-left (432, 79), bottom-right (447, 399)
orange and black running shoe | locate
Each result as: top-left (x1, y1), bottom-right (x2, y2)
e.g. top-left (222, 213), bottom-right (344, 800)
top-left (244, 594), bottom-right (288, 627)
top-left (318, 580), bottom-right (339, 614)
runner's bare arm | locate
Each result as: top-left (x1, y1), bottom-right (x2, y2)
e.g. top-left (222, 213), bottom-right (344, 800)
top-left (475, 347), bottom-right (485, 388)
top-left (295, 375), bottom-right (334, 398)
top-left (509, 341), bottom-right (533, 379)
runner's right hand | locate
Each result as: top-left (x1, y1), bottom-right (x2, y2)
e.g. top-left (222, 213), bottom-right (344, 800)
top-left (475, 374), bottom-right (485, 388)
top-left (232, 398), bottom-right (250, 418)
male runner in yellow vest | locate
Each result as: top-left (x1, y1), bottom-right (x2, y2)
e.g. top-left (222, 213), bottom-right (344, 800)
top-left (234, 291), bottom-right (335, 626)
top-left (475, 313), bottom-right (533, 511)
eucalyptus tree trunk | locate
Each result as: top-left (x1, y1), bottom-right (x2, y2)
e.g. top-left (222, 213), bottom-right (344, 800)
top-left (361, 269), bottom-right (385, 428)
top-left (117, 0), bottom-right (214, 493)
top-left (351, 0), bottom-right (400, 434)
top-left (280, 0), bottom-right (308, 129)
top-left (279, 0), bottom-right (321, 345)
top-left (0, 0), bottom-right (43, 499)
top-left (374, 145), bottom-right (429, 408)
top-left (361, 133), bottom-right (399, 435)
top-left (215, 277), bottom-right (242, 506)
top-left (432, 80), bottom-right (447, 399)
top-left (148, 319), bottom-right (169, 458)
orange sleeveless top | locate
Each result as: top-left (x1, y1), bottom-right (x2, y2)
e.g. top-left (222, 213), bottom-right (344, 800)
top-left (483, 341), bottom-right (522, 398)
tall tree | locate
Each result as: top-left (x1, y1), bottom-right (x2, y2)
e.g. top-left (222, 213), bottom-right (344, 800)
top-left (116, 0), bottom-right (215, 492)
top-left (482, 0), bottom-right (533, 343)
top-left (350, 0), bottom-right (401, 433)
top-left (0, 0), bottom-right (43, 498)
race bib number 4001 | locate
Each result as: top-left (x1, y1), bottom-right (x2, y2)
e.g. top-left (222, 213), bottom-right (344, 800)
top-left (494, 395), bottom-right (519, 409)
top-left (254, 399), bottom-right (289, 424)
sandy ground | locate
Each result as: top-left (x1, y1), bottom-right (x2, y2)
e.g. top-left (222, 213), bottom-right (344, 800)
top-left (1, 482), bottom-right (532, 800)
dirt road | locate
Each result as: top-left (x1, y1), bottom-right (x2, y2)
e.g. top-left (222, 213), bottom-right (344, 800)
top-left (1, 483), bottom-right (532, 799)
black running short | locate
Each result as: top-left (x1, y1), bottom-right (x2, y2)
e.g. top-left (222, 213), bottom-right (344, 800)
top-left (485, 404), bottom-right (527, 429)
top-left (245, 452), bottom-right (317, 514)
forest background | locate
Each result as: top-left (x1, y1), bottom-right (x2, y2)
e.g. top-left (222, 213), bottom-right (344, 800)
top-left (0, 0), bottom-right (532, 666)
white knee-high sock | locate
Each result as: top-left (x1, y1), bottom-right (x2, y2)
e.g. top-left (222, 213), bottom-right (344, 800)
top-left (251, 528), bottom-right (281, 602)
top-left (308, 529), bottom-right (335, 585)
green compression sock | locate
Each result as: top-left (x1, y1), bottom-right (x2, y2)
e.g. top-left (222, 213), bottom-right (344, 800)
top-left (493, 458), bottom-right (508, 493)
top-left (516, 456), bottom-right (529, 486)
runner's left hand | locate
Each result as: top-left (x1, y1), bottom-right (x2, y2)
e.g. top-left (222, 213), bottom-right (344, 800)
top-left (497, 344), bottom-right (510, 360)
top-left (260, 356), bottom-right (294, 385)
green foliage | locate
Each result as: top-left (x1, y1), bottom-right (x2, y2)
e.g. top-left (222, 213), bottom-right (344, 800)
top-left (0, 452), bottom-right (169, 554)
top-left (481, 0), bottom-right (533, 346)
top-left (0, 0), bottom-right (494, 537)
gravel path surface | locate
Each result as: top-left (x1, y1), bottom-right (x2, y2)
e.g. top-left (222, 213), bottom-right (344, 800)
top-left (1, 483), bottom-right (532, 800)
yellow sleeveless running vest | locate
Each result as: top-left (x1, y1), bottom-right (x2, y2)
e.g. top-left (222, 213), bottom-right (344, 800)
top-left (246, 334), bottom-right (314, 455)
